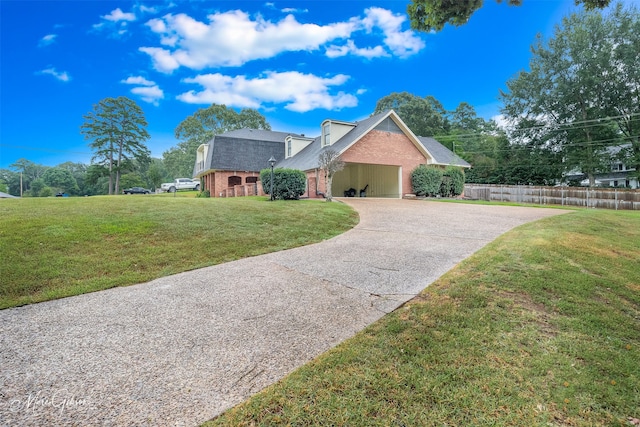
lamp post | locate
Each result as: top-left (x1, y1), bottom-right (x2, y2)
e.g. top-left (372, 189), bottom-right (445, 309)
top-left (268, 156), bottom-right (276, 201)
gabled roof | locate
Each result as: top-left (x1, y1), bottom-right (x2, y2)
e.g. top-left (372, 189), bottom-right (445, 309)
top-left (418, 137), bottom-right (471, 168)
top-left (277, 110), bottom-right (460, 171)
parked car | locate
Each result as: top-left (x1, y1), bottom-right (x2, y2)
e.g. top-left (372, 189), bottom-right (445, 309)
top-left (160, 178), bottom-right (200, 193)
top-left (123, 187), bottom-right (151, 194)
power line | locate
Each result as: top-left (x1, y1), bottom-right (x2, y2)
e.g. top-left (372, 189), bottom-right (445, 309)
top-left (433, 112), bottom-right (640, 140)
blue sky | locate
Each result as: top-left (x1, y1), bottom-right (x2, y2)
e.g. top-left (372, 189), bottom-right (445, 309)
top-left (0, 0), bottom-right (581, 168)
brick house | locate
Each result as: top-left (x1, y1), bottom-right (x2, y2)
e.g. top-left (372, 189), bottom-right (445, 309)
top-left (193, 109), bottom-right (470, 198)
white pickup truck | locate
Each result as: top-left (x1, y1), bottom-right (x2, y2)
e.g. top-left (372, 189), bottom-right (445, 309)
top-left (161, 178), bottom-right (200, 193)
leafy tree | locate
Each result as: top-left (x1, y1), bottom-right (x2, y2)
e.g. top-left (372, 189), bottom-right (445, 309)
top-left (408, 0), bottom-right (612, 33)
top-left (58, 162), bottom-right (88, 195)
top-left (373, 92), bottom-right (449, 137)
top-left (39, 187), bottom-right (54, 197)
top-left (600, 3), bottom-right (640, 179)
top-left (29, 178), bottom-right (46, 197)
top-left (9, 159), bottom-right (48, 192)
top-left (144, 158), bottom-right (169, 191)
top-left (0, 169), bottom-right (21, 196)
top-left (318, 149), bottom-right (345, 202)
top-left (165, 105), bottom-right (271, 179)
top-left (0, 180), bottom-right (7, 193)
top-left (84, 164), bottom-right (111, 195)
top-left (42, 167), bottom-right (79, 194)
top-left (500, 5), bottom-right (639, 186)
top-left (119, 173), bottom-right (146, 190)
top-left (81, 96), bottom-right (151, 195)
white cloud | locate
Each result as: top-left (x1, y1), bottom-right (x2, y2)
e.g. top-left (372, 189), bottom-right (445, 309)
top-left (121, 75), bottom-right (164, 105)
top-left (103, 8), bottom-right (136, 22)
top-left (326, 40), bottom-right (388, 59)
top-left (361, 7), bottom-right (424, 58)
top-left (121, 76), bottom-right (155, 86)
top-left (39, 34), bottom-right (57, 47)
top-left (140, 8), bottom-right (423, 73)
top-left (37, 68), bottom-right (71, 82)
top-left (282, 7), bottom-right (308, 13)
top-left (138, 4), bottom-right (158, 14)
top-left (177, 71), bottom-right (357, 112)
top-left (131, 85), bottom-right (164, 105)
top-left (93, 7), bottom-right (136, 37)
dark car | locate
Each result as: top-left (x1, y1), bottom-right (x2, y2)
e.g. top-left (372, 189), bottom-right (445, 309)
top-left (123, 187), bottom-right (151, 195)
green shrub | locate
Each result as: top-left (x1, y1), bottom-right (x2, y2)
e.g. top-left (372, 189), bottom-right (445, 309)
top-left (196, 190), bottom-right (211, 198)
top-left (411, 165), bottom-right (443, 197)
top-left (260, 168), bottom-right (306, 200)
top-left (439, 176), bottom-right (453, 197)
top-left (39, 187), bottom-right (54, 198)
top-left (443, 166), bottom-right (465, 197)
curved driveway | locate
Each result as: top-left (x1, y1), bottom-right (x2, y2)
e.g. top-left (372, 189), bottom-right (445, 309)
top-left (0, 199), bottom-right (567, 426)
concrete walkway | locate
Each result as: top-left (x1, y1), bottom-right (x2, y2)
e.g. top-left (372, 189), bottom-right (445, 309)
top-left (0, 199), bottom-right (567, 426)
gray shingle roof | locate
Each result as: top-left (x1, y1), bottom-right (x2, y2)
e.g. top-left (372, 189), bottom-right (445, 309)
top-left (277, 111), bottom-right (390, 171)
top-left (418, 137), bottom-right (471, 168)
top-left (197, 128), bottom-right (304, 174)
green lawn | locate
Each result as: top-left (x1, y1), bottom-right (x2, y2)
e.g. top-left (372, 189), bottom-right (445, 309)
top-left (0, 195), bottom-right (357, 309)
top-left (206, 208), bottom-right (640, 427)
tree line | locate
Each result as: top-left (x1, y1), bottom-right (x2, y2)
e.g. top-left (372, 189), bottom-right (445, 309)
top-left (1, 4), bottom-right (637, 196)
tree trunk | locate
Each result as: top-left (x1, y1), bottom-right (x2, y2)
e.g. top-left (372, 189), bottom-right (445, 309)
top-left (325, 171), bottom-right (333, 202)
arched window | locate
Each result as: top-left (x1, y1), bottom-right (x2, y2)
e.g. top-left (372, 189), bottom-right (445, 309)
top-left (228, 176), bottom-right (242, 187)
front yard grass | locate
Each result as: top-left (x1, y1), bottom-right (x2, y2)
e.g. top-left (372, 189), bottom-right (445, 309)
top-left (0, 196), bottom-right (357, 309)
top-left (206, 208), bottom-right (640, 426)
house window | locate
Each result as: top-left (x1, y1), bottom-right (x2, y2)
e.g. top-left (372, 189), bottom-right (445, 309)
top-left (287, 140), bottom-right (292, 158)
top-left (323, 123), bottom-right (331, 147)
top-left (246, 176), bottom-right (258, 184)
top-left (228, 176), bottom-right (242, 187)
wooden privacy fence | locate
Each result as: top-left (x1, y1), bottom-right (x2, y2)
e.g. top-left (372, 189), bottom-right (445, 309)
top-left (464, 184), bottom-right (640, 210)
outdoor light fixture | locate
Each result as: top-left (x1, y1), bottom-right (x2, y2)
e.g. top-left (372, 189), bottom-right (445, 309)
top-left (268, 156), bottom-right (276, 201)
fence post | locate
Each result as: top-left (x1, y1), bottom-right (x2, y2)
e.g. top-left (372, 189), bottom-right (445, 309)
top-left (615, 188), bottom-right (618, 210)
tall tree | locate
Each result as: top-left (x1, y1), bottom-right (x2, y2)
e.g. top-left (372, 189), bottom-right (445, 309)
top-left (42, 167), bottom-right (80, 194)
top-left (9, 159), bottom-right (48, 192)
top-left (408, 0), bottom-right (612, 33)
top-left (500, 5), bottom-right (639, 186)
top-left (81, 97), bottom-right (151, 194)
top-left (601, 3), bottom-right (640, 179)
top-left (165, 105), bottom-right (271, 179)
top-left (373, 92), bottom-right (449, 137)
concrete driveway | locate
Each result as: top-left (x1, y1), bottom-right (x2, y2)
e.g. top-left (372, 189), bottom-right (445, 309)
top-left (0, 199), bottom-right (567, 426)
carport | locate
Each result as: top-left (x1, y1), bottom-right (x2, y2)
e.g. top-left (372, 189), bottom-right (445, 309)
top-left (332, 163), bottom-right (401, 198)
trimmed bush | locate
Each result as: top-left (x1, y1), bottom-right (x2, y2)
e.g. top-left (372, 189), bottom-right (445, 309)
top-left (447, 166), bottom-right (465, 196)
top-left (440, 166), bottom-right (465, 197)
top-left (260, 168), bottom-right (306, 200)
top-left (411, 165), bottom-right (443, 197)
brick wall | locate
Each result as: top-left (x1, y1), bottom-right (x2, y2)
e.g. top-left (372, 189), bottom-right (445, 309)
top-left (334, 130), bottom-right (429, 197)
top-left (200, 171), bottom-right (263, 198)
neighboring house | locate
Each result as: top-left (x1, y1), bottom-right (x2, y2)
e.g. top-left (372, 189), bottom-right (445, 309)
top-left (564, 144), bottom-right (639, 189)
top-left (194, 110), bottom-right (471, 198)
